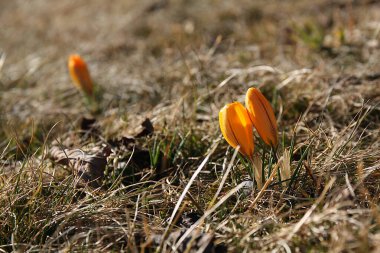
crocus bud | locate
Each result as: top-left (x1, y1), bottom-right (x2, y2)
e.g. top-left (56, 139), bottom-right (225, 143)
top-left (219, 102), bottom-right (254, 159)
top-left (68, 54), bottom-right (93, 97)
top-left (245, 87), bottom-right (278, 147)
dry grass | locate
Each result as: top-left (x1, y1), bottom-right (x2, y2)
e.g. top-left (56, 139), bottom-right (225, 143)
top-left (1, 0), bottom-right (380, 252)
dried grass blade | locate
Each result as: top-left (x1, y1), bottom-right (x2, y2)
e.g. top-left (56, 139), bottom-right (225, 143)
top-left (173, 181), bottom-right (246, 252)
top-left (158, 143), bottom-right (218, 251)
top-left (248, 157), bottom-right (283, 210)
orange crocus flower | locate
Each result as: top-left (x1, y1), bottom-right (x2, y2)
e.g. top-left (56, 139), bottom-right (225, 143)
top-left (219, 102), bottom-right (254, 159)
top-left (245, 87), bottom-right (278, 147)
top-left (68, 54), bottom-right (94, 97)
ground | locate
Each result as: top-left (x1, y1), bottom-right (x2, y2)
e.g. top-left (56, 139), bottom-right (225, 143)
top-left (0, 0), bottom-right (380, 252)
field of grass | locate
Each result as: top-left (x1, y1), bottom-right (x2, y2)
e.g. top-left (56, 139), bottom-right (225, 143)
top-left (1, 0), bottom-right (380, 252)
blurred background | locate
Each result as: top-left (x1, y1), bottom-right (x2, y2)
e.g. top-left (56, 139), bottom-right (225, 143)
top-left (0, 0), bottom-right (379, 139)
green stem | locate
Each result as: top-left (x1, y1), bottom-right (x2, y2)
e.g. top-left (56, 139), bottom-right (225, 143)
top-left (272, 146), bottom-right (282, 189)
top-left (261, 148), bottom-right (267, 183)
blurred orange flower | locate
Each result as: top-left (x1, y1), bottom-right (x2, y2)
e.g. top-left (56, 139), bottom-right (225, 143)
top-left (245, 88), bottom-right (278, 147)
top-left (219, 102), bottom-right (254, 159)
top-left (68, 54), bottom-right (93, 97)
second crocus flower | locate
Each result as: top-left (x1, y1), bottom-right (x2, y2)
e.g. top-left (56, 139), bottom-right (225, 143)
top-left (245, 87), bottom-right (278, 147)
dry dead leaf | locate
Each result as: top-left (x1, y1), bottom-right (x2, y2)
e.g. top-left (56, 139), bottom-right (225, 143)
top-left (50, 145), bottom-right (111, 187)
